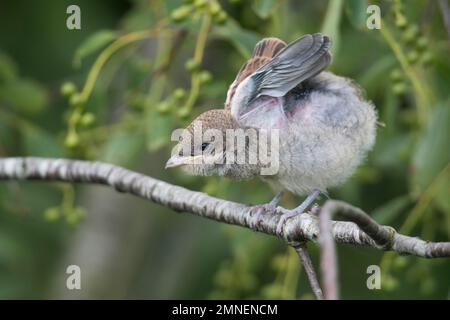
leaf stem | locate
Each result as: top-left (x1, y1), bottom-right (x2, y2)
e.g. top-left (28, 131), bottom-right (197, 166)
top-left (180, 13), bottom-right (212, 117)
top-left (379, 21), bottom-right (433, 126)
top-left (79, 29), bottom-right (161, 104)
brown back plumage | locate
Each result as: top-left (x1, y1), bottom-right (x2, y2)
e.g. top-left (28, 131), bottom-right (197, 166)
top-left (224, 37), bottom-right (286, 110)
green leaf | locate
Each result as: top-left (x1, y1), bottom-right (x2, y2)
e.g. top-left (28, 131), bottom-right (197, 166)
top-left (0, 232), bottom-right (28, 266)
top-left (0, 117), bottom-right (16, 152)
top-left (22, 125), bottom-right (65, 157)
top-left (252, 0), bottom-right (278, 19)
top-left (359, 56), bottom-right (396, 96)
top-left (73, 30), bottom-right (117, 68)
top-left (0, 79), bottom-right (48, 114)
top-left (121, 7), bottom-right (155, 32)
top-left (0, 51), bottom-right (18, 82)
top-left (412, 105), bottom-right (450, 191)
top-left (412, 104), bottom-right (450, 219)
top-left (345, 0), bottom-right (368, 30)
top-left (100, 128), bottom-right (145, 167)
top-left (321, 0), bottom-right (343, 56)
top-left (146, 111), bottom-right (175, 152)
top-left (373, 133), bottom-right (414, 168)
top-left (371, 195), bottom-right (411, 225)
top-left (212, 19), bottom-right (260, 58)
top-left (435, 178), bottom-right (450, 214)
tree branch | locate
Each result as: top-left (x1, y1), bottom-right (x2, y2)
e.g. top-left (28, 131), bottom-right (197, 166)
top-left (291, 242), bottom-right (323, 300)
top-left (0, 157), bottom-right (449, 259)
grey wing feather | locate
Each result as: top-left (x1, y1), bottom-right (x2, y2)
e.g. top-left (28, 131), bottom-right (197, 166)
top-left (225, 38), bottom-right (286, 110)
top-left (249, 33), bottom-right (331, 102)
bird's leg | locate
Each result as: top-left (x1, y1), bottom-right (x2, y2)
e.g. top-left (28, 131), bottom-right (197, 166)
top-left (249, 191), bottom-right (284, 223)
top-left (276, 189), bottom-right (321, 235)
top-left (269, 191), bottom-right (284, 207)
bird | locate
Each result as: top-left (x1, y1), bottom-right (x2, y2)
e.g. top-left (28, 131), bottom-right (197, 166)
top-left (165, 33), bottom-right (377, 233)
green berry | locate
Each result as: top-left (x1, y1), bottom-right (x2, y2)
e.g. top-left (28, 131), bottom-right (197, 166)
top-left (173, 88), bottom-right (186, 100)
top-left (393, 82), bottom-right (407, 95)
top-left (64, 132), bottom-right (80, 149)
top-left (202, 180), bottom-right (218, 195)
top-left (382, 274), bottom-right (399, 291)
top-left (395, 13), bottom-right (408, 29)
top-left (69, 93), bottom-right (84, 107)
top-left (178, 107), bottom-right (191, 119)
top-left (402, 25), bottom-right (419, 44)
top-left (194, 0), bottom-right (208, 9)
top-left (214, 11), bottom-right (228, 24)
top-left (185, 58), bottom-right (200, 72)
top-left (80, 112), bottom-right (95, 127)
top-left (171, 5), bottom-right (193, 23)
top-left (157, 101), bottom-right (171, 114)
top-left (199, 70), bottom-right (212, 84)
top-left (416, 36), bottom-right (428, 50)
top-left (60, 82), bottom-right (77, 97)
top-left (393, 256), bottom-right (408, 270)
top-left (69, 111), bottom-right (81, 125)
top-left (65, 212), bottom-right (79, 225)
top-left (420, 51), bottom-right (433, 66)
top-left (66, 208), bottom-right (86, 225)
top-left (44, 207), bottom-right (60, 222)
top-left (407, 50), bottom-right (419, 64)
top-left (209, 2), bottom-right (221, 16)
top-left (390, 68), bottom-right (403, 81)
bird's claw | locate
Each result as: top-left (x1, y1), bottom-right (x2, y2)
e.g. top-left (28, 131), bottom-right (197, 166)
top-left (276, 190), bottom-right (321, 236)
top-left (275, 208), bottom-right (301, 236)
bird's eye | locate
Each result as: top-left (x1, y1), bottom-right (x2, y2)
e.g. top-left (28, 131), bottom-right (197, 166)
top-left (201, 143), bottom-right (209, 151)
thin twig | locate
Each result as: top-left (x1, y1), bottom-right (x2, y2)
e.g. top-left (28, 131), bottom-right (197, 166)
top-left (291, 242), bottom-right (323, 300)
top-left (322, 200), bottom-right (396, 249)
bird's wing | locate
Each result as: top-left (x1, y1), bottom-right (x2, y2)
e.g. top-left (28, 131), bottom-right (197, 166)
top-left (224, 37), bottom-right (286, 110)
top-left (249, 33), bottom-right (331, 101)
top-left (231, 33), bottom-right (331, 129)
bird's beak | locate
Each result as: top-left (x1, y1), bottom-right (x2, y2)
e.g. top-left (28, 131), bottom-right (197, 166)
top-left (165, 155), bottom-right (186, 169)
top-left (165, 155), bottom-right (204, 169)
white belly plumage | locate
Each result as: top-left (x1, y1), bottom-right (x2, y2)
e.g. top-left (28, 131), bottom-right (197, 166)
top-left (271, 87), bottom-right (377, 196)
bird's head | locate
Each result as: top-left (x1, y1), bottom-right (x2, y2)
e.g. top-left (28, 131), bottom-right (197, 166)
top-left (165, 109), bottom-right (240, 176)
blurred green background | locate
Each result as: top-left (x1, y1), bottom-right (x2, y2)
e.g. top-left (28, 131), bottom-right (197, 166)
top-left (0, 0), bottom-right (449, 299)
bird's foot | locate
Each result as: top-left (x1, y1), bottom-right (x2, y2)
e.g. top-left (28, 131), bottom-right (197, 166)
top-left (249, 192), bottom-right (284, 228)
top-left (275, 189), bottom-right (321, 236)
top-left (249, 203), bottom-right (277, 229)
top-left (275, 209), bottom-right (301, 236)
